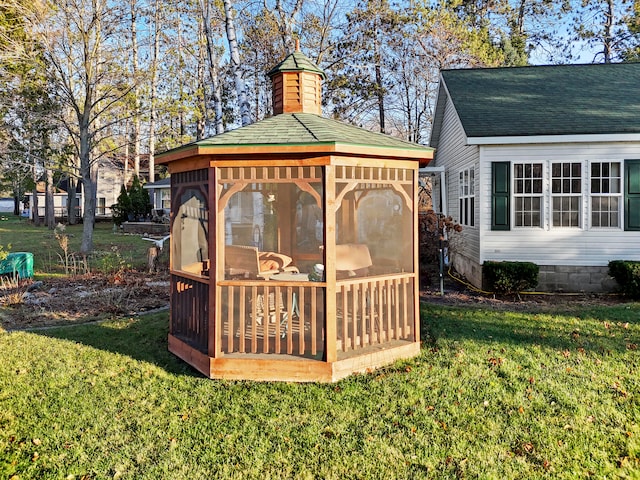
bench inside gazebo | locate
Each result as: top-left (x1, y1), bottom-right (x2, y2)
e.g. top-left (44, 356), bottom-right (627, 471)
top-left (157, 45), bottom-right (433, 382)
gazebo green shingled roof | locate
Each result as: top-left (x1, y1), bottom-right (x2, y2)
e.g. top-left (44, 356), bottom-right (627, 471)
top-left (440, 62), bottom-right (640, 138)
top-left (163, 112), bottom-right (431, 155)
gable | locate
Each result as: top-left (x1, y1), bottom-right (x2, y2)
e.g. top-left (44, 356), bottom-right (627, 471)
top-left (431, 63), bottom-right (640, 143)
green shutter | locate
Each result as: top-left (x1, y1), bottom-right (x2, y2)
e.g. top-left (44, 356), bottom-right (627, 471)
top-left (492, 162), bottom-right (510, 231)
top-left (625, 159), bottom-right (640, 231)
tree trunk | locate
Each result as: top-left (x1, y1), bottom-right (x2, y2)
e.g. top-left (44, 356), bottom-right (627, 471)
top-left (374, 24), bottom-right (385, 134)
top-left (44, 163), bottom-right (55, 228)
top-left (200, 0), bottom-right (224, 134)
top-left (603, 0), bottom-right (614, 63)
top-left (32, 160), bottom-right (40, 226)
top-left (148, 0), bottom-right (160, 177)
top-left (67, 175), bottom-right (78, 225)
top-left (130, 0), bottom-right (141, 177)
top-left (223, 0), bottom-right (252, 126)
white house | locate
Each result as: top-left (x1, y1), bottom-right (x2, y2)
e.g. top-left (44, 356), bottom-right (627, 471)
top-left (429, 62), bottom-right (640, 293)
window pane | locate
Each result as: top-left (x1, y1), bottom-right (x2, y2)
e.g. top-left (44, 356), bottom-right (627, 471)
top-left (572, 163), bottom-right (581, 177)
top-left (533, 164), bottom-right (542, 177)
top-left (552, 179), bottom-right (561, 193)
top-left (610, 163), bottom-right (620, 177)
top-left (611, 178), bottom-right (620, 194)
top-left (591, 179), bottom-right (600, 193)
top-left (533, 179), bottom-right (542, 193)
top-left (572, 179), bottom-right (581, 193)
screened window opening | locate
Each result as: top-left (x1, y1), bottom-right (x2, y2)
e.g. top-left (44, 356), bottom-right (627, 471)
top-left (172, 188), bottom-right (209, 276)
top-left (220, 166), bottom-right (324, 280)
top-left (335, 168), bottom-right (415, 278)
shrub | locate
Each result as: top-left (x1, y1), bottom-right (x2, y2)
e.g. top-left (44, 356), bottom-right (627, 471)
top-left (418, 210), bottom-right (462, 288)
top-left (111, 184), bottom-right (131, 225)
top-left (483, 261), bottom-right (539, 294)
top-left (111, 176), bottom-right (152, 225)
top-left (608, 260), bottom-right (640, 298)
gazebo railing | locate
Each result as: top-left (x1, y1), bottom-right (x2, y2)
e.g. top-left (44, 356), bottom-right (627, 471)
top-left (336, 273), bottom-right (415, 355)
top-left (219, 281), bottom-right (325, 358)
top-left (170, 275), bottom-right (209, 353)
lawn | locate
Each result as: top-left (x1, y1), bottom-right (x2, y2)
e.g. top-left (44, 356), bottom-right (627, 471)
top-left (1, 302), bottom-right (638, 479)
top-left (0, 216), bottom-right (153, 274)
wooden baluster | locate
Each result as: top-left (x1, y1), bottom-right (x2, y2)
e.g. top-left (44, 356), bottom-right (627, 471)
top-left (239, 285), bottom-right (246, 353)
top-left (287, 287), bottom-right (293, 355)
top-left (298, 287), bottom-right (305, 355)
top-left (251, 286), bottom-right (258, 353)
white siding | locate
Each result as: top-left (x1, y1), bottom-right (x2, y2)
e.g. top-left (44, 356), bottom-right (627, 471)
top-left (433, 95), bottom-right (481, 263)
top-left (479, 142), bottom-right (640, 266)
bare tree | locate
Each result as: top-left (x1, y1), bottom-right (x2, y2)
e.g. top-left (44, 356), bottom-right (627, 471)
top-left (30, 0), bottom-right (133, 254)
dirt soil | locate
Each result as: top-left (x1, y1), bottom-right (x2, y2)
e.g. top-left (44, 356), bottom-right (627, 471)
top-left (0, 272), bottom-right (631, 331)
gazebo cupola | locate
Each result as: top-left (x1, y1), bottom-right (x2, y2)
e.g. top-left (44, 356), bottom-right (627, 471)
top-left (268, 40), bottom-right (325, 115)
top-left (157, 45), bottom-right (434, 382)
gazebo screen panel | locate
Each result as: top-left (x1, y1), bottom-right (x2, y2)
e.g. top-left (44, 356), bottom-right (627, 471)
top-left (218, 166), bottom-right (325, 359)
top-left (334, 166), bottom-right (416, 354)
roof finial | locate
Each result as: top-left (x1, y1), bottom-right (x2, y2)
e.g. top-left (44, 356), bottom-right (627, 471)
top-left (295, 38), bottom-right (300, 52)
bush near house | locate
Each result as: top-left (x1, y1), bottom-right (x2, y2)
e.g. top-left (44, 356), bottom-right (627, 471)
top-left (483, 261), bottom-right (539, 294)
top-left (608, 260), bottom-right (640, 298)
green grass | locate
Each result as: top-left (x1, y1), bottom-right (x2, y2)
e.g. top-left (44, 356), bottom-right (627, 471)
top-left (1, 303), bottom-right (638, 479)
top-left (0, 216), bottom-right (154, 273)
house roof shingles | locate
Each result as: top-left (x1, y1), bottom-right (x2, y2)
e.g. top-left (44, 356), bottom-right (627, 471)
top-left (440, 62), bottom-right (640, 139)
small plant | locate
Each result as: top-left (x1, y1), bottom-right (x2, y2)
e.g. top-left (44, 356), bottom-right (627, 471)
top-left (0, 243), bottom-right (10, 262)
top-left (0, 275), bottom-right (28, 306)
top-left (54, 223), bottom-right (90, 276)
top-left (608, 260), bottom-right (640, 298)
top-left (95, 246), bottom-right (131, 282)
top-left (483, 261), bottom-right (539, 295)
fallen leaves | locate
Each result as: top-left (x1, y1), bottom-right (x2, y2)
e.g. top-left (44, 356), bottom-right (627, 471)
top-left (488, 357), bottom-right (503, 367)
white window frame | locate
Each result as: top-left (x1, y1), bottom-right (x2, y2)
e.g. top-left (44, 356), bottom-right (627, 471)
top-left (513, 162), bottom-right (544, 228)
top-left (458, 167), bottom-right (475, 227)
top-left (589, 160), bottom-right (622, 229)
top-left (551, 162), bottom-right (582, 228)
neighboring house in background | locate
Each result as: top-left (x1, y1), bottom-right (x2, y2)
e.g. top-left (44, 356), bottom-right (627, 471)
top-left (143, 176), bottom-right (170, 211)
top-left (24, 154), bottom-right (159, 222)
top-left (429, 62), bottom-right (640, 293)
top-left (144, 176), bottom-right (171, 223)
top-left (24, 183), bottom-right (73, 221)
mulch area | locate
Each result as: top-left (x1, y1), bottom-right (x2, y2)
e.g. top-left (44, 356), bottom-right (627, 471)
top-left (0, 271), bottom-right (170, 331)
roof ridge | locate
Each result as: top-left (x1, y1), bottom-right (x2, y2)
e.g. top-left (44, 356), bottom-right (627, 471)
top-left (292, 113), bottom-right (321, 141)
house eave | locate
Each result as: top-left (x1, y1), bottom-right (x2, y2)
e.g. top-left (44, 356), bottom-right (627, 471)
top-left (467, 133), bottom-right (640, 145)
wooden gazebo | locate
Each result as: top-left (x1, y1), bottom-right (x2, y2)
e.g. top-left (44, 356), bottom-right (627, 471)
top-left (157, 46), bottom-right (434, 382)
